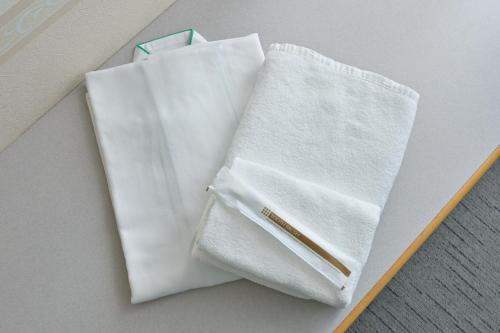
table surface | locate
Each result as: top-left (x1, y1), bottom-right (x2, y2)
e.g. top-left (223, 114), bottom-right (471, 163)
top-left (1, 1), bottom-right (499, 332)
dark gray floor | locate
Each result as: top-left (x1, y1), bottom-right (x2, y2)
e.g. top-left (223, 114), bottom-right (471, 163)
top-left (348, 160), bottom-right (500, 332)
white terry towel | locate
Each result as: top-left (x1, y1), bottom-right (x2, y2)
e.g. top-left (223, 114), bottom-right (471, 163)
top-left (193, 43), bottom-right (419, 307)
top-left (86, 34), bottom-right (265, 303)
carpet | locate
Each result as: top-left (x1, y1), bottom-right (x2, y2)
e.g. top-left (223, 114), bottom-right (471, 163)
top-left (348, 160), bottom-right (500, 332)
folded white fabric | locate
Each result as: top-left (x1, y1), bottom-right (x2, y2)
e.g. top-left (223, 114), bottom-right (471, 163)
top-left (133, 28), bottom-right (207, 61)
top-left (86, 34), bottom-right (265, 303)
top-left (193, 43), bottom-right (419, 307)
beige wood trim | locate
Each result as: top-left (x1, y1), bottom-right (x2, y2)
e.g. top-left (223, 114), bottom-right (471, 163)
top-left (334, 145), bottom-right (500, 333)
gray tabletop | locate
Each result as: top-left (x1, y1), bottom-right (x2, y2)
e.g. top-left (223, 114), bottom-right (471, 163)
top-left (1, 1), bottom-right (499, 332)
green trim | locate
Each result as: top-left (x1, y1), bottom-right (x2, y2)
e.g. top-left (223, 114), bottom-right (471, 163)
top-left (187, 29), bottom-right (194, 45)
top-left (139, 28), bottom-right (193, 45)
top-left (136, 44), bottom-right (150, 55)
top-left (135, 28), bottom-right (194, 55)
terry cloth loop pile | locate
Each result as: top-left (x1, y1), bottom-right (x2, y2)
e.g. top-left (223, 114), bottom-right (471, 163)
top-left (193, 43), bottom-right (419, 307)
top-left (85, 32), bottom-right (264, 303)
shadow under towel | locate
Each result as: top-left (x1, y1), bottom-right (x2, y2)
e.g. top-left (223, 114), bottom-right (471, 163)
top-left (193, 43), bottom-right (419, 307)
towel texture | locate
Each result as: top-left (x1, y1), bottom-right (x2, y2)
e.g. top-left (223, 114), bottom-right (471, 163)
top-left (193, 43), bottom-right (419, 307)
top-left (86, 34), bottom-right (264, 303)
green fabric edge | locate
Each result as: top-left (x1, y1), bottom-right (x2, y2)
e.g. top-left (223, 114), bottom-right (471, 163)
top-left (135, 28), bottom-right (194, 55)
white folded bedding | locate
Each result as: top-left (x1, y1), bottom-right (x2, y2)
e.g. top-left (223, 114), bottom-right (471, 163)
top-left (193, 43), bottom-right (419, 307)
top-left (85, 34), bottom-right (264, 303)
top-left (133, 28), bottom-right (207, 61)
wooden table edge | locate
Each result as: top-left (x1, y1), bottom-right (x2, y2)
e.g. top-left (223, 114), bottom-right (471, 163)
top-left (334, 145), bottom-right (500, 333)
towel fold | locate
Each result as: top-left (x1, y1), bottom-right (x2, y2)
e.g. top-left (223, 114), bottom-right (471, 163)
top-left (193, 43), bottom-right (419, 307)
top-left (86, 34), bottom-right (264, 303)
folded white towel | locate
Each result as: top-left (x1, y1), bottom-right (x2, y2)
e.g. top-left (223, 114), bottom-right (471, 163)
top-left (86, 34), bottom-right (264, 303)
top-left (193, 43), bottom-right (419, 307)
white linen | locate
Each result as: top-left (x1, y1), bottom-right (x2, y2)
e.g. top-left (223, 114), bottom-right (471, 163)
top-left (85, 34), bottom-right (264, 303)
top-left (193, 43), bottom-right (419, 307)
top-left (133, 29), bottom-right (207, 61)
